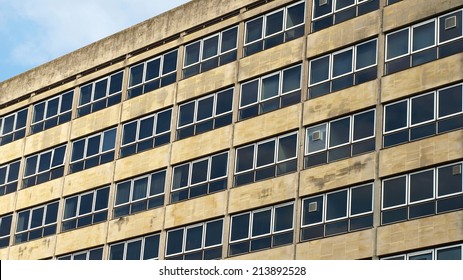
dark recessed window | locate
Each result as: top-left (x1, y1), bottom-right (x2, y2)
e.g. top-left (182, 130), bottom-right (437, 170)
top-left (0, 160), bottom-right (20, 196)
top-left (383, 83), bottom-right (463, 148)
top-left (312, 0), bottom-right (379, 32)
top-left (239, 64), bottom-right (301, 121)
top-left (234, 132), bottom-right (298, 187)
top-left (62, 186), bottom-right (110, 232)
top-left (382, 244), bottom-right (463, 260)
top-left (31, 90), bottom-right (73, 134)
top-left (308, 38), bottom-right (378, 98)
top-left (0, 214), bottom-right (12, 248)
top-left (304, 109), bottom-right (376, 168)
top-left (120, 108), bottom-right (172, 158)
top-left (23, 145), bottom-right (66, 188)
top-left (244, 1), bottom-right (305, 56)
top-left (77, 71), bottom-right (123, 117)
top-left (128, 49), bottom-right (178, 99)
top-left (229, 202), bottom-right (294, 257)
top-left (165, 219), bottom-right (223, 260)
top-left (385, 9), bottom-right (463, 74)
top-left (0, 107), bottom-right (28, 146)
top-left (109, 233), bottom-right (160, 260)
top-left (15, 201), bottom-right (59, 244)
top-left (114, 170), bottom-right (166, 218)
top-left (57, 247), bottom-right (104, 260)
top-left (183, 26), bottom-right (238, 78)
top-left (177, 88), bottom-right (233, 140)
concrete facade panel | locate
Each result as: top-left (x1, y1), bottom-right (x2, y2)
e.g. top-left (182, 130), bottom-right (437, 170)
top-left (8, 236), bottom-right (56, 260)
top-left (0, 193), bottom-right (16, 216)
top-left (55, 223), bottom-right (107, 255)
top-left (70, 105), bottom-right (121, 140)
top-left (227, 244), bottom-right (294, 260)
top-left (63, 163), bottom-right (114, 197)
top-left (0, 140), bottom-right (24, 164)
top-left (15, 178), bottom-right (63, 210)
top-left (24, 123), bottom-right (70, 156)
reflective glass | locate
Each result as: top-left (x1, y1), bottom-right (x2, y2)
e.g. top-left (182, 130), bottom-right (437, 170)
top-left (326, 190), bottom-right (348, 221)
top-left (310, 56), bottom-right (330, 84)
top-left (409, 170), bottom-right (434, 203)
top-left (387, 29), bottom-right (409, 60)
top-left (383, 176), bottom-right (407, 208)
top-left (329, 117), bottom-right (350, 147)
top-left (412, 21), bottom-right (436, 51)
top-left (252, 209), bottom-right (271, 237)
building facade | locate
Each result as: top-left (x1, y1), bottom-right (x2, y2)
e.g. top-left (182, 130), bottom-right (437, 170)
top-left (0, 0), bottom-right (462, 260)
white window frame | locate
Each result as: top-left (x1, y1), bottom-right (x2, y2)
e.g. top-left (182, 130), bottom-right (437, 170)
top-left (436, 83), bottom-right (463, 119)
top-left (381, 174), bottom-right (408, 211)
top-left (77, 71), bottom-right (123, 108)
top-left (354, 39), bottom-right (379, 71)
top-left (31, 90), bottom-right (73, 128)
top-left (409, 92), bottom-right (436, 127)
top-left (408, 168), bottom-right (436, 205)
top-left (70, 128), bottom-right (117, 164)
top-left (115, 170), bottom-right (165, 209)
top-left (62, 186), bottom-right (109, 226)
top-left (23, 145), bottom-right (67, 181)
top-left (411, 19), bottom-right (437, 53)
top-left (16, 201), bottom-right (58, 235)
top-left (57, 247), bottom-right (104, 260)
top-left (0, 108), bottom-right (28, 138)
top-left (0, 160), bottom-right (20, 190)
top-left (312, 0), bottom-right (373, 21)
top-left (109, 233), bottom-right (160, 260)
top-left (385, 27), bottom-right (411, 62)
top-left (383, 99), bottom-right (410, 134)
top-left (436, 162), bottom-right (463, 199)
top-left (438, 10), bottom-right (463, 44)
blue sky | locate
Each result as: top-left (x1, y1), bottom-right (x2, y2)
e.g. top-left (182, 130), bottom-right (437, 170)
top-left (0, 0), bottom-right (190, 82)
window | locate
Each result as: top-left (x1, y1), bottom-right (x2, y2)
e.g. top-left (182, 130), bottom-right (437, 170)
top-left (120, 108), bottom-right (172, 158)
top-left (235, 132), bottom-right (298, 187)
top-left (31, 90), bottom-right (73, 134)
top-left (301, 183), bottom-right (373, 241)
top-left (23, 145), bottom-right (66, 188)
top-left (62, 186), bottom-right (110, 231)
top-left (70, 128), bottom-right (117, 173)
top-left (0, 160), bottom-right (20, 196)
top-left (385, 9), bottom-right (463, 74)
top-left (239, 64), bottom-right (302, 121)
top-left (0, 108), bottom-right (28, 146)
top-left (77, 71), bottom-right (123, 117)
top-left (244, 1), bottom-right (305, 56)
top-left (383, 83), bottom-right (463, 147)
top-left (386, 0), bottom-right (401, 5)
top-left (381, 162), bottom-right (463, 225)
top-left (177, 88), bottom-right (233, 140)
top-left (15, 201), bottom-right (59, 244)
top-left (171, 152), bottom-right (228, 203)
top-left (308, 38), bottom-right (378, 98)
top-left (183, 26), bottom-right (238, 78)
top-left (312, 0), bottom-right (379, 32)
top-left (114, 170), bottom-right (166, 218)
top-left (305, 109), bottom-right (375, 168)
top-left (229, 202), bottom-right (294, 256)
top-left (109, 233), bottom-right (160, 260)
top-left (128, 49), bottom-right (178, 99)
top-left (57, 247), bottom-right (104, 260)
top-left (382, 244), bottom-right (463, 260)
top-left (0, 214), bottom-right (12, 248)
top-left (165, 219), bottom-right (223, 260)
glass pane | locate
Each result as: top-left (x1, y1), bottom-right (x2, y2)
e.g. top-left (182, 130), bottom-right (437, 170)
top-left (282, 65), bottom-right (301, 93)
top-left (191, 159), bottom-right (208, 185)
top-left (329, 117), bottom-right (350, 147)
top-left (115, 181), bottom-right (131, 205)
top-left (439, 11), bottom-right (463, 43)
top-left (274, 204), bottom-right (293, 232)
top-left (336, 0), bottom-right (355, 10)
top-left (261, 73), bottom-right (280, 100)
top-left (33, 103), bottom-right (45, 123)
top-left (221, 27), bottom-right (238, 53)
top-left (411, 93), bottom-right (435, 125)
top-left (437, 164), bottom-right (462, 197)
top-left (102, 129), bottom-right (117, 151)
top-left (24, 156), bottom-right (38, 177)
top-left (386, 29), bottom-right (409, 60)
top-left (0, 166), bottom-right (6, 185)
top-left (356, 40), bottom-right (377, 70)
top-left (139, 116), bottom-right (154, 139)
top-left (307, 124), bottom-right (327, 153)
top-left (109, 243), bottom-right (124, 260)
top-left (409, 252), bottom-right (433, 260)
top-left (256, 140), bottom-right (275, 167)
top-left (163, 50), bottom-right (178, 75)
top-left (61, 92), bottom-right (73, 112)
top-left (310, 56), bottom-right (330, 84)
top-left (150, 171), bottom-right (166, 196)
top-left (122, 122), bottom-right (137, 145)
top-left (172, 164), bottom-right (190, 190)
top-left (133, 177), bottom-right (148, 201)
top-left (0, 215), bottom-right (12, 237)
top-left (383, 176), bottom-right (407, 208)
top-left (326, 190), bottom-right (348, 221)
top-left (166, 228), bottom-right (184, 255)
top-left (30, 207), bottom-right (44, 228)
top-left (245, 17), bottom-right (263, 43)
top-left (185, 41), bottom-right (201, 66)
top-left (230, 213), bottom-right (249, 241)
top-left (216, 89), bottom-right (233, 115)
top-left (313, 0), bottom-right (333, 19)
top-left (438, 84), bottom-right (462, 117)
top-left (16, 211), bottom-right (30, 232)
top-left (437, 246), bottom-right (462, 260)
top-left (351, 184), bottom-right (373, 215)
top-left (197, 96), bottom-right (214, 121)
top-left (205, 220), bottom-right (223, 247)
top-left (126, 240), bottom-right (142, 260)
top-left (38, 152), bottom-right (52, 172)
top-left (146, 58), bottom-right (160, 81)
top-left (86, 135), bottom-right (101, 157)
top-left (353, 110), bottom-right (375, 141)
top-left (178, 102), bottom-right (195, 127)
top-left (409, 170), bottom-right (434, 203)
top-left (385, 101), bottom-right (408, 132)
top-left (202, 35), bottom-right (219, 60)
top-left (252, 209), bottom-right (271, 237)
top-left (278, 133), bottom-right (297, 161)
top-left (46, 97), bottom-right (59, 119)
top-left (109, 72), bottom-right (123, 94)
top-left (143, 235), bottom-right (160, 260)
top-left (52, 146), bottom-right (66, 167)
top-left (286, 2), bottom-right (305, 28)
top-left (64, 197), bottom-right (78, 219)
top-left (266, 10), bottom-right (284, 36)
top-left (210, 153), bottom-right (228, 179)
top-left (7, 161), bottom-right (20, 182)
top-left (129, 64), bottom-right (144, 87)
top-left (302, 196), bottom-right (324, 225)
top-left (185, 225), bottom-right (203, 251)
top-left (156, 109), bottom-right (171, 134)
top-left (16, 109), bottom-right (28, 129)
top-left (94, 79), bottom-right (108, 100)
top-left (240, 80), bottom-right (259, 107)
top-left (236, 145), bottom-right (254, 172)
top-left (95, 187), bottom-right (109, 211)
top-left (332, 49), bottom-right (353, 77)
top-left (412, 21), bottom-right (436, 52)
top-left (79, 193), bottom-right (94, 215)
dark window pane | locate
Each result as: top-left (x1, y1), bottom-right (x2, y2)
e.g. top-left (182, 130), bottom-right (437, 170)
top-left (302, 196), bottom-right (324, 225)
top-left (139, 117), bottom-right (154, 139)
top-left (411, 93), bottom-right (435, 125)
top-left (409, 252), bottom-right (433, 260)
top-left (150, 171), bottom-right (166, 196)
top-left (94, 79), bottom-right (108, 100)
top-left (38, 152), bottom-right (52, 173)
top-left (86, 135), bottom-right (100, 157)
top-left (126, 240), bottom-right (142, 260)
top-left (332, 49), bottom-right (353, 77)
top-left (385, 101), bottom-right (408, 132)
top-left (143, 235), bottom-right (160, 260)
top-left (216, 89), bottom-right (233, 115)
top-left (33, 103), bottom-right (45, 123)
top-left (185, 225), bottom-right (203, 251)
top-left (313, 0), bottom-right (333, 19)
top-left (95, 187), bottom-right (109, 211)
top-left (24, 156), bottom-right (38, 177)
top-left (102, 129), bottom-right (116, 152)
top-left (329, 117), bottom-right (350, 147)
top-left (52, 146), bottom-right (66, 167)
top-left (115, 181), bottom-right (131, 205)
top-left (261, 73), bottom-right (279, 100)
top-left (282, 65), bottom-right (301, 93)
top-left (79, 193), bottom-right (94, 215)
top-left (236, 146), bottom-right (254, 172)
top-left (246, 17), bottom-right (263, 43)
top-left (274, 204), bottom-right (293, 231)
top-left (356, 40), bottom-right (377, 70)
top-left (438, 84), bottom-right (462, 118)
top-left (286, 2), bottom-right (305, 28)
top-left (256, 141), bottom-right (275, 167)
top-left (202, 35), bottom-right (219, 60)
top-left (310, 56), bottom-right (330, 84)
top-left (240, 80), bottom-right (259, 107)
top-left (129, 64), bottom-right (144, 87)
top-left (439, 11), bottom-right (463, 43)
top-left (46, 98), bottom-right (59, 118)
top-left (409, 170), bottom-right (434, 203)
top-left (109, 72), bottom-right (123, 94)
top-left (109, 244), bottom-right (124, 260)
top-left (155, 110), bottom-right (172, 135)
top-left (350, 184), bottom-right (373, 215)
top-left (326, 190), bottom-right (348, 221)
top-left (383, 176), bottom-right (407, 208)
top-left (179, 102), bottom-right (195, 127)
top-left (252, 209), bottom-right (271, 237)
top-left (437, 246), bottom-right (462, 260)
top-left (353, 110), bottom-right (375, 141)
top-left (197, 96), bottom-right (214, 121)
top-left (412, 21), bottom-right (436, 52)
top-left (122, 122), bottom-right (137, 145)
top-left (146, 59), bottom-right (160, 81)
top-left (437, 164), bottom-right (462, 197)
top-left (387, 29), bottom-right (409, 60)
top-left (16, 109), bottom-right (28, 129)
top-left (221, 27), bottom-right (238, 53)
top-left (30, 207), bottom-right (44, 228)
top-left (167, 229), bottom-right (184, 255)
top-left (210, 153), bottom-right (228, 179)
top-left (172, 164), bottom-right (189, 190)
top-left (230, 213), bottom-right (249, 241)
top-left (185, 41), bottom-right (200, 66)
top-left (133, 177), bottom-right (148, 201)
top-left (205, 220), bottom-right (223, 247)
top-left (278, 133), bottom-right (297, 161)
top-left (266, 11), bottom-right (283, 36)
top-left (191, 159), bottom-right (208, 185)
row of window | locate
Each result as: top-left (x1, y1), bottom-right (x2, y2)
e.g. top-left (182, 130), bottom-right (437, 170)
top-left (382, 243), bottom-right (462, 260)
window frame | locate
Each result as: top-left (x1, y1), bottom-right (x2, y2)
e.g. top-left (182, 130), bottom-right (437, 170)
top-left (57, 246), bottom-right (104, 260)
top-left (0, 107), bottom-right (28, 146)
top-left (15, 201), bottom-right (59, 244)
top-left (382, 244), bottom-right (463, 260)
top-left (0, 160), bottom-right (20, 196)
top-left (31, 90), bottom-right (74, 134)
top-left (0, 214), bottom-right (12, 248)
top-left (108, 233), bottom-right (160, 260)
